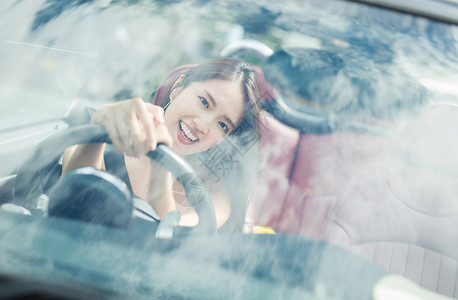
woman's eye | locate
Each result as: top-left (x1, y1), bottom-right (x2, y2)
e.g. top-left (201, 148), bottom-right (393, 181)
top-left (200, 97), bottom-right (209, 109)
top-left (219, 121), bottom-right (229, 133)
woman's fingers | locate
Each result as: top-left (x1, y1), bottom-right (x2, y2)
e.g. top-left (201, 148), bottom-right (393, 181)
top-left (91, 104), bottom-right (123, 152)
top-left (91, 97), bottom-right (171, 156)
top-left (124, 107), bottom-right (141, 155)
top-left (105, 120), bottom-right (123, 153)
top-left (155, 121), bottom-right (173, 148)
top-left (137, 101), bottom-right (160, 151)
top-left (105, 108), bottom-right (133, 153)
top-left (146, 102), bottom-right (165, 125)
top-left (145, 103), bottom-right (172, 149)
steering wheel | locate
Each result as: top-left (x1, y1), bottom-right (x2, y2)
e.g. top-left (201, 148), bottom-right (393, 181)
top-left (12, 124), bottom-right (217, 235)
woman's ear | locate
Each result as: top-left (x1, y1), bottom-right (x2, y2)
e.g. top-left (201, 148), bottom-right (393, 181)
top-left (170, 74), bottom-right (185, 100)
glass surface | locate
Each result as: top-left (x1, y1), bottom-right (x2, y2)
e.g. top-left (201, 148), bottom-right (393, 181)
top-left (0, 41), bottom-right (98, 130)
top-left (0, 0), bottom-right (457, 299)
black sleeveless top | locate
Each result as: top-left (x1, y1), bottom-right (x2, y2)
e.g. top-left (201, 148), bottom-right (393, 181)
top-left (103, 144), bottom-right (133, 194)
top-left (102, 145), bottom-right (247, 233)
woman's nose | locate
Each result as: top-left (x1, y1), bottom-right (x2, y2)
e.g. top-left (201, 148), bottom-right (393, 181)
top-left (193, 118), bottom-right (209, 134)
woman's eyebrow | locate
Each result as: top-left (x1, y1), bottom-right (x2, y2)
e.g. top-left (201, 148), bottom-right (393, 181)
top-left (224, 116), bottom-right (236, 130)
top-left (203, 89), bottom-right (216, 107)
top-left (203, 89), bottom-right (236, 129)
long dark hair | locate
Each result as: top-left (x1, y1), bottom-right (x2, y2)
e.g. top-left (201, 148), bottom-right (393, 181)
top-left (161, 58), bottom-right (261, 142)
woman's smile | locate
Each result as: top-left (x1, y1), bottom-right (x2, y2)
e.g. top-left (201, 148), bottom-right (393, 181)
top-left (177, 120), bottom-right (199, 144)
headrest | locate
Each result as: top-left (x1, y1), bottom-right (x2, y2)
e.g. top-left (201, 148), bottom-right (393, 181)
top-left (387, 103), bottom-right (458, 216)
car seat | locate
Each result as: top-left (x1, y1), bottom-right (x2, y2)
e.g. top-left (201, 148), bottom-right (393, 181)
top-left (319, 103), bottom-right (458, 298)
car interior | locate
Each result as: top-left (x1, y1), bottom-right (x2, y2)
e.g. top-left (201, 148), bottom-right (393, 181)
top-left (202, 40), bottom-right (457, 298)
top-left (0, 1), bottom-right (457, 299)
top-left (1, 38), bottom-right (456, 299)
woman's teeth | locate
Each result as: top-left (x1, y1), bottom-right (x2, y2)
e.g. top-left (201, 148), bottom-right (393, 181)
top-left (180, 121), bottom-right (198, 142)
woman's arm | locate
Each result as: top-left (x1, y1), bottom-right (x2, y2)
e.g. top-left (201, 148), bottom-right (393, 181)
top-left (61, 97), bottom-right (171, 175)
top-left (62, 97), bottom-right (176, 220)
top-left (61, 144), bottom-right (106, 176)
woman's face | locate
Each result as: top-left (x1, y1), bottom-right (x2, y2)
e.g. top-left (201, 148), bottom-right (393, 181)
top-left (164, 77), bottom-right (245, 156)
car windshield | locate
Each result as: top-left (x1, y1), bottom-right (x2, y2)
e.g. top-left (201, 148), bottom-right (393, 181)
top-left (1, 0), bottom-right (458, 299)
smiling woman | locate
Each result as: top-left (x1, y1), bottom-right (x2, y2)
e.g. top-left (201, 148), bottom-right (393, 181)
top-left (165, 74), bottom-right (245, 155)
top-left (62, 57), bottom-right (261, 230)
top-left (166, 78), bottom-right (244, 155)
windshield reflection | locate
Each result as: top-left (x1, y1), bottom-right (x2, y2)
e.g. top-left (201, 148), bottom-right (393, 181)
top-left (1, 0), bottom-right (458, 299)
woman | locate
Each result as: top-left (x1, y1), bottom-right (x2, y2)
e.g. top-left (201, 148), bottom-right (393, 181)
top-left (62, 58), bottom-right (261, 230)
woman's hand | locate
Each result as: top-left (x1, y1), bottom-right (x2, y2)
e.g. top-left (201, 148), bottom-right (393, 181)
top-left (91, 97), bottom-right (172, 156)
